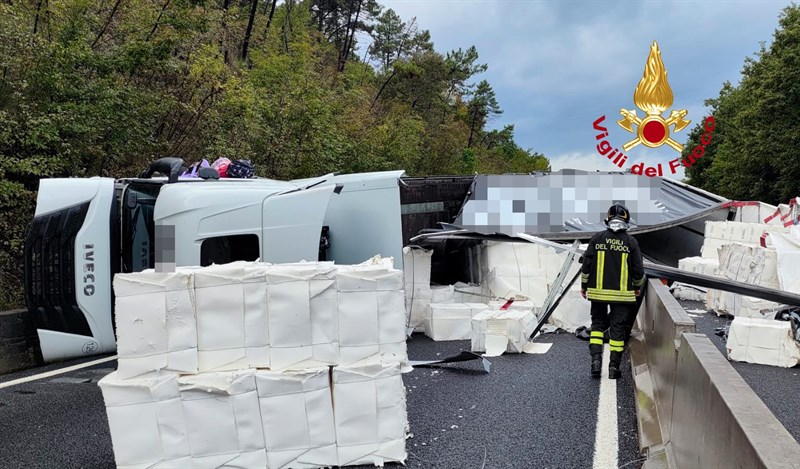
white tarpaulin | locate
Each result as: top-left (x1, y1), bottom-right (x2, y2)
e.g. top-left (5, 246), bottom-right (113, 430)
top-left (337, 263), bottom-right (408, 366)
top-left (726, 317), bottom-right (800, 368)
top-left (178, 370), bottom-right (267, 467)
top-left (113, 270), bottom-right (198, 379)
top-left (424, 303), bottom-right (488, 341)
top-left (256, 368), bottom-right (337, 468)
top-left (333, 360), bottom-right (408, 467)
top-left (471, 309), bottom-right (537, 356)
top-left (98, 371), bottom-right (190, 468)
top-left (194, 263), bottom-right (270, 372)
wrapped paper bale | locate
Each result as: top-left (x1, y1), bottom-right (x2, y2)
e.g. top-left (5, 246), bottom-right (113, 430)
top-left (487, 299), bottom-right (536, 313)
top-left (333, 360), bottom-right (407, 467)
top-left (424, 303), bottom-right (488, 341)
top-left (484, 242), bottom-right (548, 303)
top-left (178, 370), bottom-right (267, 467)
top-left (453, 282), bottom-right (490, 303)
top-left (337, 262), bottom-right (407, 366)
top-left (548, 285), bottom-right (591, 333)
top-left (256, 368), bottom-right (337, 468)
top-left (194, 263), bottom-right (270, 372)
top-left (769, 230), bottom-right (800, 293)
top-left (726, 317), bottom-right (800, 367)
top-left (403, 247), bottom-right (432, 332)
top-left (266, 263), bottom-right (339, 370)
top-left (673, 256), bottom-right (719, 301)
top-left (471, 309), bottom-right (537, 356)
top-left (430, 285), bottom-right (455, 304)
top-left (113, 270), bottom-right (198, 379)
top-left (706, 243), bottom-right (781, 318)
top-left (701, 221), bottom-right (789, 259)
top-left (99, 372), bottom-right (191, 468)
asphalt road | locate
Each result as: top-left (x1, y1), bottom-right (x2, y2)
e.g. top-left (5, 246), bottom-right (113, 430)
top-left (679, 299), bottom-right (800, 442)
top-left (0, 333), bottom-right (641, 469)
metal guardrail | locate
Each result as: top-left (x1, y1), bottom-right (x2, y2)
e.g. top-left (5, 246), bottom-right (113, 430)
top-left (631, 279), bottom-right (800, 469)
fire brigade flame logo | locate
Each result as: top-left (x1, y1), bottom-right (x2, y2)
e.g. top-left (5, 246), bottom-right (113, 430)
top-left (617, 41), bottom-right (690, 152)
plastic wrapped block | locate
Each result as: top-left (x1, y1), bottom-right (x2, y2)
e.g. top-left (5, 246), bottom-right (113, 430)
top-left (471, 309), bottom-right (537, 356)
top-left (452, 282), bottom-right (490, 304)
top-left (113, 270), bottom-right (198, 379)
top-left (194, 263), bottom-right (270, 372)
top-left (402, 247), bottom-right (431, 290)
top-left (405, 286), bottom-right (432, 333)
top-left (332, 360), bottom-right (408, 467)
top-left (99, 371), bottom-right (190, 468)
top-left (430, 285), bottom-right (455, 304)
top-left (424, 303), bottom-right (488, 341)
top-left (178, 370), bottom-right (267, 465)
top-left (256, 368), bottom-right (337, 468)
top-left (726, 317), bottom-right (800, 367)
top-left (266, 263), bottom-right (339, 370)
top-left (337, 264), bottom-right (408, 365)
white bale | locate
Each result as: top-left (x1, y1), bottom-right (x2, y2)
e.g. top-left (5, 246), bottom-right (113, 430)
top-left (405, 286), bottom-right (432, 333)
top-left (548, 287), bottom-right (591, 333)
top-left (424, 303), bottom-right (488, 341)
top-left (266, 263), bottom-right (339, 370)
top-left (255, 368), bottom-right (337, 468)
top-left (453, 282), bottom-right (489, 303)
top-left (333, 360), bottom-right (407, 467)
top-left (194, 263), bottom-right (270, 372)
top-left (708, 243), bottom-right (781, 316)
top-left (113, 270), bottom-right (198, 379)
top-left (726, 317), bottom-right (800, 367)
top-left (337, 264), bottom-right (408, 366)
top-left (99, 371), bottom-right (190, 468)
top-left (402, 247), bottom-right (431, 290)
top-left (487, 299), bottom-right (536, 313)
top-left (769, 230), bottom-right (800, 293)
top-left (471, 309), bottom-right (537, 355)
top-left (430, 285), bottom-right (455, 304)
top-left (178, 370), bottom-right (267, 466)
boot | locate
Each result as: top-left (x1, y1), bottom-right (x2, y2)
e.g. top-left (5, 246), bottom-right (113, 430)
top-left (591, 353), bottom-right (602, 378)
top-left (608, 365), bottom-right (621, 380)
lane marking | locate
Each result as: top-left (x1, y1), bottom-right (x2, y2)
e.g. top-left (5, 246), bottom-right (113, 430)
top-left (592, 345), bottom-right (619, 469)
top-left (0, 355), bottom-right (117, 390)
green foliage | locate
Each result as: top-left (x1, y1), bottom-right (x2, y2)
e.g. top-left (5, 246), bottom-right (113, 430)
top-left (685, 5), bottom-right (800, 204)
top-left (0, 0), bottom-right (548, 308)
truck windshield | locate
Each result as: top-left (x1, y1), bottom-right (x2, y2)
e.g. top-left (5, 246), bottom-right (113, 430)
top-left (121, 183), bottom-right (161, 273)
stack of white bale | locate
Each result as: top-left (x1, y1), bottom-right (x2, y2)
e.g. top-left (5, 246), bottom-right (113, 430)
top-left (481, 241), bottom-right (590, 332)
top-left (403, 247), bottom-right (433, 332)
top-left (706, 243), bottom-right (782, 318)
top-left (101, 259), bottom-right (408, 468)
top-left (673, 219), bottom-right (789, 310)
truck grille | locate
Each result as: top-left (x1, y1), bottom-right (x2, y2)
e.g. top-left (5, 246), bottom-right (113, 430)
top-left (24, 202), bottom-right (93, 336)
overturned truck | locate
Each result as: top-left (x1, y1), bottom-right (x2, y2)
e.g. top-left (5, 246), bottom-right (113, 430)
top-left (24, 165), bottom-right (797, 362)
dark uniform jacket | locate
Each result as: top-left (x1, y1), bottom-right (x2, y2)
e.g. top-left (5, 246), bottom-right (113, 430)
top-left (580, 229), bottom-right (645, 303)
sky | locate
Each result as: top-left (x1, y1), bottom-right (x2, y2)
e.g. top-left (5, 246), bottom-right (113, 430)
top-left (379, 0), bottom-right (792, 179)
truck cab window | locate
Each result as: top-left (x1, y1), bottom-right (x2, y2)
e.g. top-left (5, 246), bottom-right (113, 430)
top-left (121, 183), bottom-right (161, 273)
top-left (201, 234), bottom-right (260, 267)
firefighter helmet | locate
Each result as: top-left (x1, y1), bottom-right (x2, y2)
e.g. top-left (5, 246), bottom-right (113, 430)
top-left (605, 204), bottom-right (631, 224)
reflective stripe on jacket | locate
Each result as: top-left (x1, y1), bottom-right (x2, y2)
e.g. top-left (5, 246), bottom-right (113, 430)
top-left (580, 229), bottom-right (645, 303)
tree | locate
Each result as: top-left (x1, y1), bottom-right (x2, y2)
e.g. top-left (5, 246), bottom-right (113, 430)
top-left (684, 5), bottom-right (800, 204)
top-left (466, 80), bottom-right (502, 148)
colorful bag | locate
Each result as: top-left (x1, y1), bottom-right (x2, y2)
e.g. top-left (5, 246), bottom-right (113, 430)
top-left (227, 159), bottom-right (255, 178)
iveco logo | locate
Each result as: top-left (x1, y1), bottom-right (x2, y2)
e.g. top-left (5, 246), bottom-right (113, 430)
top-left (83, 244), bottom-right (95, 296)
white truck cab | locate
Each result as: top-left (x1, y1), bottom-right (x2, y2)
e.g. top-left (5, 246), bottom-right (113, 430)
top-left (25, 167), bottom-right (409, 361)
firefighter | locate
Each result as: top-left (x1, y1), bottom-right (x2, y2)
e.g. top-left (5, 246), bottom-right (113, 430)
top-left (580, 204), bottom-right (645, 379)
